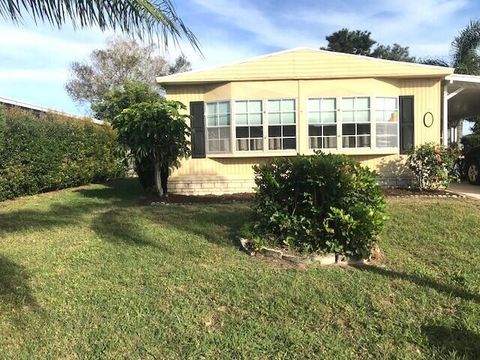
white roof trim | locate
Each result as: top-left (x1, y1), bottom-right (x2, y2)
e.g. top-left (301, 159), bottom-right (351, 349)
top-left (0, 96), bottom-right (87, 120)
top-left (446, 73), bottom-right (480, 84)
top-left (157, 47), bottom-right (455, 83)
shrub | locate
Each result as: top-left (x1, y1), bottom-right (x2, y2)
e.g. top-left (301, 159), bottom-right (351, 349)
top-left (407, 143), bottom-right (459, 191)
top-left (0, 108), bottom-right (124, 201)
top-left (460, 134), bottom-right (480, 153)
top-left (249, 153), bottom-right (386, 259)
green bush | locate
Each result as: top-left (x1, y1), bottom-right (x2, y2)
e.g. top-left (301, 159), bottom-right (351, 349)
top-left (0, 108), bottom-right (124, 201)
top-left (407, 143), bottom-right (459, 191)
top-left (460, 134), bottom-right (480, 153)
top-left (249, 153), bottom-right (386, 259)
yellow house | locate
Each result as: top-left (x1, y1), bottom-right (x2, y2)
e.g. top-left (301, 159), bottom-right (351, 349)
top-left (157, 47), bottom-right (456, 195)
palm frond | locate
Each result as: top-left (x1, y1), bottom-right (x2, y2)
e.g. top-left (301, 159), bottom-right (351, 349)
top-left (0, 0), bottom-right (201, 53)
top-left (452, 20), bottom-right (480, 75)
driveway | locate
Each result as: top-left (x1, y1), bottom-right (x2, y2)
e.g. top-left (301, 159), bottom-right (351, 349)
top-left (449, 182), bottom-right (480, 200)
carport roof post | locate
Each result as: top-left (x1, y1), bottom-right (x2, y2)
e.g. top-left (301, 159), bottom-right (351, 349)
top-left (444, 74), bottom-right (480, 145)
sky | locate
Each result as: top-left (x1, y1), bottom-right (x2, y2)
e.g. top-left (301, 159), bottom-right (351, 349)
top-left (0, 0), bottom-right (478, 118)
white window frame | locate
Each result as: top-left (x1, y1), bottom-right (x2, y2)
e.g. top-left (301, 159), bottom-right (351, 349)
top-left (234, 100), bottom-right (264, 152)
top-left (266, 98), bottom-right (298, 151)
top-left (375, 96), bottom-right (400, 149)
top-left (307, 97), bottom-right (338, 150)
top-left (205, 100), bottom-right (232, 154)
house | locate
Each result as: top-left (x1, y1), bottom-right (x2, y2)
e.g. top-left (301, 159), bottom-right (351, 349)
top-left (157, 47), bottom-right (476, 195)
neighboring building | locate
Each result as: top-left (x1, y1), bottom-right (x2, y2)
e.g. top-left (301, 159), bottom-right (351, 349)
top-left (157, 48), bottom-right (477, 195)
top-left (0, 96), bottom-right (103, 124)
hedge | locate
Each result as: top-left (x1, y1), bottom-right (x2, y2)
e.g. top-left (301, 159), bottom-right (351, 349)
top-left (0, 108), bottom-right (124, 201)
top-left (460, 134), bottom-right (480, 153)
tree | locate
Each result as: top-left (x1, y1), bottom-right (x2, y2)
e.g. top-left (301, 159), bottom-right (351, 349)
top-left (452, 20), bottom-right (480, 75)
top-left (0, 0), bottom-right (199, 50)
top-left (322, 28), bottom-right (415, 62)
top-left (371, 44), bottom-right (416, 62)
top-left (322, 28), bottom-right (376, 56)
top-left (112, 101), bottom-right (191, 196)
top-left (66, 37), bottom-right (191, 106)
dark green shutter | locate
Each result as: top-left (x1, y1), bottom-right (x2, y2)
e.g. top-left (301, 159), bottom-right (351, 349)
top-left (190, 101), bottom-right (206, 158)
top-left (399, 96), bottom-right (414, 154)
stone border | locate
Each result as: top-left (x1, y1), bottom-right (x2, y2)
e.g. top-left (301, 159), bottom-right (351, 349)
top-left (239, 238), bottom-right (366, 266)
top-left (388, 193), bottom-right (465, 199)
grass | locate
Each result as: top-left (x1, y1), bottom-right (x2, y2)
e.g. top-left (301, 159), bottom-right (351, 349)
top-left (0, 179), bottom-right (479, 359)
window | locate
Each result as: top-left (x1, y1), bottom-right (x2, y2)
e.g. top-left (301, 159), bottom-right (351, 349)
top-left (341, 97), bottom-right (370, 148)
top-left (376, 97), bottom-right (399, 148)
top-left (206, 101), bottom-right (231, 152)
top-left (308, 98), bottom-right (337, 149)
top-left (268, 99), bottom-right (296, 150)
top-left (235, 100), bottom-right (263, 151)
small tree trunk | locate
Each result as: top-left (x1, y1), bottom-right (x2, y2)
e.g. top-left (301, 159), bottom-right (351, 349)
top-left (153, 160), bottom-right (164, 197)
top-left (160, 163), bottom-right (169, 196)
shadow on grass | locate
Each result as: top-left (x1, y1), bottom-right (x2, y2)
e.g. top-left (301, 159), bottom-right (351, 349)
top-left (354, 265), bottom-right (480, 303)
top-left (91, 209), bottom-right (172, 252)
top-left (145, 204), bottom-right (251, 248)
top-left (0, 255), bottom-right (38, 310)
top-left (73, 178), bottom-right (144, 203)
top-left (422, 325), bottom-right (480, 359)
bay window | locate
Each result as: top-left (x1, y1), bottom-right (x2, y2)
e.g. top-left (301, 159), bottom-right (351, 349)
top-left (235, 100), bottom-right (263, 151)
top-left (206, 101), bottom-right (231, 152)
top-left (268, 99), bottom-right (296, 150)
top-left (308, 98), bottom-right (337, 149)
top-left (341, 97), bottom-right (371, 148)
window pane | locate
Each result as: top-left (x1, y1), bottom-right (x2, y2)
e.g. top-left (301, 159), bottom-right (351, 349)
top-left (208, 128), bottom-right (219, 139)
top-left (268, 126), bottom-right (281, 137)
top-left (236, 127), bottom-right (249, 138)
top-left (356, 110), bottom-right (370, 123)
top-left (268, 100), bottom-right (281, 112)
top-left (249, 100), bottom-right (262, 113)
top-left (283, 125), bottom-right (296, 137)
top-left (385, 98), bottom-right (397, 110)
top-left (376, 97), bottom-right (385, 111)
top-left (322, 98), bottom-right (336, 111)
top-left (219, 139), bottom-right (230, 152)
top-left (218, 114), bottom-right (230, 126)
top-left (308, 99), bottom-right (321, 112)
top-left (358, 124), bottom-right (371, 135)
top-left (208, 140), bottom-right (219, 152)
top-left (269, 138), bottom-right (282, 150)
top-left (324, 137), bottom-right (337, 149)
top-left (236, 139), bottom-right (249, 151)
top-left (356, 97), bottom-right (370, 110)
top-left (236, 114), bottom-right (248, 125)
top-left (310, 137), bottom-right (321, 149)
top-left (219, 127), bottom-right (230, 138)
top-left (377, 136), bottom-right (397, 148)
top-left (282, 112), bottom-right (295, 124)
top-left (308, 112), bottom-right (321, 124)
top-left (342, 98), bottom-right (354, 110)
top-left (343, 111), bottom-right (354, 122)
top-left (376, 111), bottom-right (386, 122)
top-left (357, 136), bottom-right (370, 148)
top-left (269, 113), bottom-right (281, 124)
top-left (250, 126), bottom-right (263, 138)
top-left (387, 111), bottom-right (398, 122)
top-left (235, 101), bottom-right (247, 113)
top-left (283, 138), bottom-right (296, 149)
top-left (342, 124), bottom-right (355, 136)
top-left (343, 136), bottom-right (356, 148)
top-left (323, 125), bottom-right (336, 136)
top-left (249, 113), bottom-right (262, 125)
top-left (207, 116), bottom-right (217, 126)
top-left (206, 103), bottom-right (217, 116)
top-left (218, 102), bottom-right (230, 114)
top-left (251, 139), bottom-right (263, 151)
top-left (309, 125), bottom-right (322, 137)
top-left (322, 111), bottom-right (336, 124)
top-left (282, 99), bottom-right (295, 112)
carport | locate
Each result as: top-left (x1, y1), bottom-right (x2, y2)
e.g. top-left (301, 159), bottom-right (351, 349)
top-left (443, 74), bottom-right (480, 145)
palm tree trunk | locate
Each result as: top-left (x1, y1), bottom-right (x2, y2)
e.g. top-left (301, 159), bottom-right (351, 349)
top-left (153, 160), bottom-right (164, 197)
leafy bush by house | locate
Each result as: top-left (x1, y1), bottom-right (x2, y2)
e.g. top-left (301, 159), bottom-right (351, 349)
top-left (0, 108), bottom-right (124, 201)
top-left (249, 153), bottom-right (386, 259)
top-left (460, 134), bottom-right (480, 153)
top-left (407, 143), bottom-right (459, 191)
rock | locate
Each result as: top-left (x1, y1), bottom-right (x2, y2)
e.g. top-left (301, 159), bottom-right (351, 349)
top-left (239, 238), bottom-right (255, 255)
top-left (283, 254), bottom-right (311, 265)
top-left (312, 253), bottom-right (336, 266)
top-left (259, 247), bottom-right (283, 259)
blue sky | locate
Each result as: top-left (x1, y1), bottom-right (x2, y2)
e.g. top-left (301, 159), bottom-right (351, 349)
top-left (0, 0), bottom-right (477, 117)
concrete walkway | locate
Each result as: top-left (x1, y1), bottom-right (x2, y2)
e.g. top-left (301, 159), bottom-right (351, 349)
top-left (449, 182), bottom-right (480, 200)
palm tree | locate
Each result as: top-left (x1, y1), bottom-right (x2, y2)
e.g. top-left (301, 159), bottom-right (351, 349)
top-left (0, 0), bottom-right (200, 51)
top-left (452, 20), bottom-right (480, 75)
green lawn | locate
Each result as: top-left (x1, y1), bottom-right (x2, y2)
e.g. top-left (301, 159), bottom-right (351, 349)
top-left (0, 179), bottom-right (479, 359)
